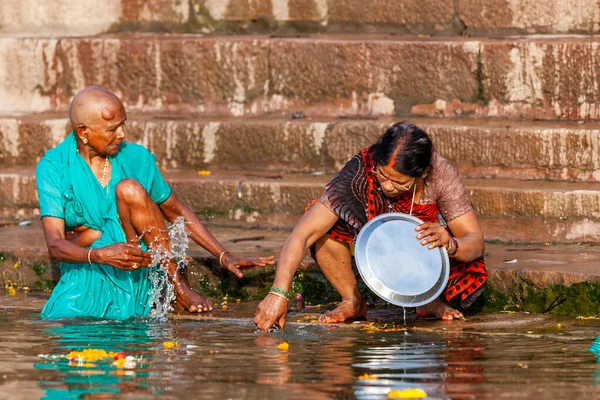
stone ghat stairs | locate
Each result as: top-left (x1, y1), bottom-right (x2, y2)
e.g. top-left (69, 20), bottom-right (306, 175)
top-left (2, 1), bottom-right (600, 314)
top-left (2, 114), bottom-right (600, 243)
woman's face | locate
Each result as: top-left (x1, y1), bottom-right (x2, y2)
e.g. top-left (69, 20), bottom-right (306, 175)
top-left (84, 102), bottom-right (127, 156)
top-left (373, 163), bottom-right (418, 198)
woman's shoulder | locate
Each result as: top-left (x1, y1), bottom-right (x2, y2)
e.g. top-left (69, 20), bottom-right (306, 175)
top-left (429, 152), bottom-right (460, 180)
top-left (116, 142), bottom-right (157, 167)
top-left (37, 140), bottom-right (68, 173)
top-left (118, 142), bottom-right (152, 158)
top-left (424, 152), bottom-right (464, 197)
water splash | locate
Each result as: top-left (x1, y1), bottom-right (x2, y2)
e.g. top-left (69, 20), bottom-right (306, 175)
top-left (146, 217), bottom-right (190, 321)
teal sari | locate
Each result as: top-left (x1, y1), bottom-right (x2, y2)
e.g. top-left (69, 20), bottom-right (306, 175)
top-left (36, 133), bottom-right (172, 320)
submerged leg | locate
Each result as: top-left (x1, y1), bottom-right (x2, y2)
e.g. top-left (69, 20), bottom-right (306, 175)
top-left (314, 234), bottom-right (366, 323)
top-left (115, 178), bottom-right (212, 312)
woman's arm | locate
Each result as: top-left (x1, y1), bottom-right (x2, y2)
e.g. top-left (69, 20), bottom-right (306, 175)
top-left (43, 217), bottom-right (96, 263)
top-left (158, 192), bottom-right (274, 278)
top-left (416, 210), bottom-right (485, 263)
top-left (159, 193), bottom-right (226, 257)
top-left (271, 202), bottom-right (340, 291)
top-left (446, 210), bottom-right (485, 262)
top-left (42, 217), bottom-right (153, 269)
top-left (254, 202), bottom-right (339, 331)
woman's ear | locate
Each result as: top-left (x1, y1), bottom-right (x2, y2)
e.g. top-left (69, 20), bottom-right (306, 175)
top-left (421, 166), bottom-right (432, 179)
top-left (76, 125), bottom-right (88, 144)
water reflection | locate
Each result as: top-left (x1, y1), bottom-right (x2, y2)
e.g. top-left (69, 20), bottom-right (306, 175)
top-left (15, 316), bottom-right (600, 399)
top-left (590, 335), bottom-right (600, 384)
top-left (35, 320), bottom-right (173, 399)
top-left (352, 334), bottom-right (485, 399)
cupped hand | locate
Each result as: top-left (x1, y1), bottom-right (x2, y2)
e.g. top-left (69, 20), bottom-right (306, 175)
top-left (96, 243), bottom-right (154, 270)
top-left (415, 222), bottom-right (451, 250)
top-left (221, 252), bottom-right (276, 278)
top-left (254, 293), bottom-right (288, 332)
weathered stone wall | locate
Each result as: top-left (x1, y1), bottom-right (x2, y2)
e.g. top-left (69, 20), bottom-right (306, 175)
top-left (3, 36), bottom-right (600, 121)
top-left (4, 116), bottom-right (600, 183)
top-left (2, 0), bottom-right (600, 36)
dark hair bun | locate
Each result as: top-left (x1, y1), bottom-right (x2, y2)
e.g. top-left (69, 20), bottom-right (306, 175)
top-left (371, 121), bottom-right (433, 177)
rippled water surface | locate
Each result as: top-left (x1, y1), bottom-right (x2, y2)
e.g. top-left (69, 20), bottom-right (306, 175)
top-left (1, 299), bottom-right (599, 399)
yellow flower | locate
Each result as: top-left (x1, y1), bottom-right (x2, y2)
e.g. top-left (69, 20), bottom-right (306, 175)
top-left (387, 388), bottom-right (427, 398)
top-left (277, 342), bottom-right (289, 351)
top-left (358, 373), bottom-right (378, 380)
top-left (163, 341), bottom-right (180, 349)
top-left (66, 349), bottom-right (113, 362)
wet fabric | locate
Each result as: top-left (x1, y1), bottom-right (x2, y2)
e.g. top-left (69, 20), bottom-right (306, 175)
top-left (36, 133), bottom-right (172, 320)
top-left (310, 147), bottom-right (487, 305)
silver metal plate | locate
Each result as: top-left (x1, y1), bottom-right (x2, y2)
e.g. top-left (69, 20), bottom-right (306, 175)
top-left (355, 213), bottom-right (450, 307)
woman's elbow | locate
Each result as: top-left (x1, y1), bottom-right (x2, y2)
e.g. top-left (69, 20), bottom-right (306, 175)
top-left (475, 234), bottom-right (485, 259)
top-left (46, 244), bottom-right (60, 260)
top-left (46, 240), bottom-right (65, 260)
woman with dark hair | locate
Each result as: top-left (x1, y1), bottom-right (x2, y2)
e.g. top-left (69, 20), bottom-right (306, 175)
top-left (254, 122), bottom-right (487, 330)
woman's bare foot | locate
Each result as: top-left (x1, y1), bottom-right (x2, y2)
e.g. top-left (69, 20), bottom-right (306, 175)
top-left (319, 296), bottom-right (367, 323)
top-left (173, 281), bottom-right (213, 313)
top-left (416, 298), bottom-right (463, 320)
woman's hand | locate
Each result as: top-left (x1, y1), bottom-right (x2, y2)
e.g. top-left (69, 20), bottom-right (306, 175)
top-left (220, 252), bottom-right (276, 278)
top-left (415, 222), bottom-right (451, 250)
top-left (254, 294), bottom-right (288, 332)
top-left (95, 243), bottom-right (154, 270)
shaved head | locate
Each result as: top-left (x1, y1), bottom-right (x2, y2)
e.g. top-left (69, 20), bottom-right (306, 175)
top-left (69, 86), bottom-right (125, 133)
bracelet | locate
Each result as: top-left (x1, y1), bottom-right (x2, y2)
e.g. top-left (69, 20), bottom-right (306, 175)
top-left (87, 248), bottom-right (93, 265)
top-left (448, 237), bottom-right (459, 258)
top-left (444, 239), bottom-right (453, 253)
top-left (269, 291), bottom-right (289, 301)
top-left (218, 250), bottom-right (227, 267)
top-left (269, 286), bottom-right (290, 300)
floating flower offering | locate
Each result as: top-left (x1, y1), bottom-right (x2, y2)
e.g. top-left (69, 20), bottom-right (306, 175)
top-left (38, 348), bottom-right (143, 369)
top-left (362, 322), bottom-right (407, 332)
top-left (277, 342), bottom-right (289, 351)
top-left (387, 388), bottom-right (427, 398)
top-left (357, 373), bottom-right (378, 380)
top-left (577, 315), bottom-right (598, 320)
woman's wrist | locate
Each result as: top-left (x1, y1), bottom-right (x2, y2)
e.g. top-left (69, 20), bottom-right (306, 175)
top-left (217, 250), bottom-right (229, 267)
top-left (447, 236), bottom-right (459, 258)
top-left (90, 247), bottom-right (104, 264)
top-left (269, 286), bottom-right (290, 300)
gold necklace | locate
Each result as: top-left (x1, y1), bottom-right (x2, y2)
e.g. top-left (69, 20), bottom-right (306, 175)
top-left (100, 157), bottom-right (109, 187)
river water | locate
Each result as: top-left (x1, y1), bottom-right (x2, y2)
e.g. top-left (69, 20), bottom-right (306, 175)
top-left (1, 294), bottom-right (599, 399)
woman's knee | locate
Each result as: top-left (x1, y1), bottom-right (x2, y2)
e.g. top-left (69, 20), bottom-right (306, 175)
top-left (115, 178), bottom-right (149, 205)
top-left (314, 234), bottom-right (351, 258)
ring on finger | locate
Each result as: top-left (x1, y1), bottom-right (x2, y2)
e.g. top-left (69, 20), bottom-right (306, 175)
top-left (432, 240), bottom-right (437, 247)
top-left (132, 263), bottom-right (138, 269)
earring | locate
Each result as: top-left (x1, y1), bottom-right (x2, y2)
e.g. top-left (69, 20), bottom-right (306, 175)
top-left (83, 138), bottom-right (88, 144)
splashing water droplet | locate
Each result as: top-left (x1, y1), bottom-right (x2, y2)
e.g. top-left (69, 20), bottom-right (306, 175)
top-left (147, 217), bottom-right (190, 321)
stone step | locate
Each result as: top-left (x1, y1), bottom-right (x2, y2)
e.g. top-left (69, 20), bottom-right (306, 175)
top-left (2, 220), bottom-right (599, 316)
top-left (3, 115), bottom-right (600, 182)
top-left (2, 34), bottom-right (600, 121)
top-left (3, 167), bottom-right (600, 242)
top-left (1, 0), bottom-right (597, 37)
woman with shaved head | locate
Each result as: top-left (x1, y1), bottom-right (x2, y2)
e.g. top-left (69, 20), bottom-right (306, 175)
top-left (36, 86), bottom-right (274, 320)
top-left (255, 122), bottom-right (487, 331)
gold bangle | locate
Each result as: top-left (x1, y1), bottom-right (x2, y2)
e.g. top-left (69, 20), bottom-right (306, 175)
top-left (218, 250), bottom-right (227, 267)
top-left (269, 291), bottom-right (289, 301)
top-left (87, 248), bottom-right (93, 265)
